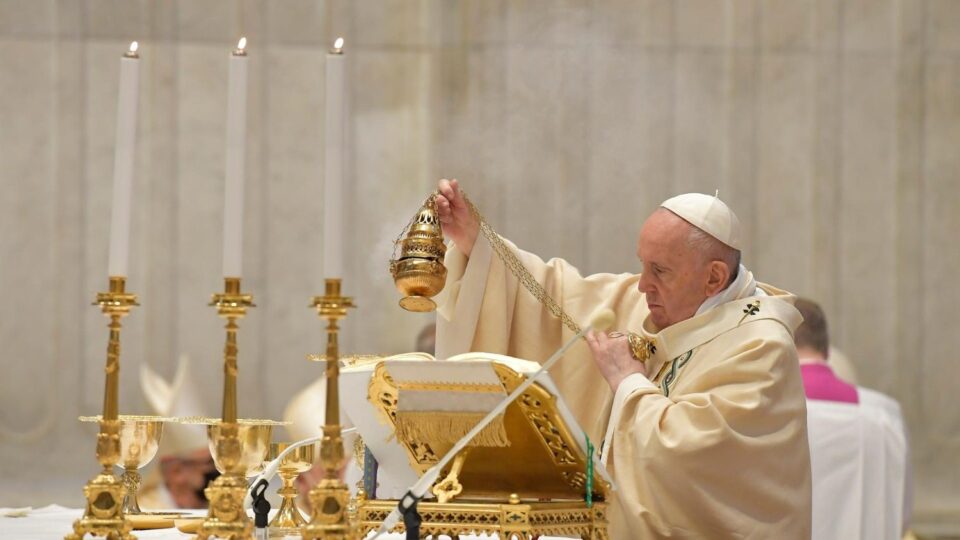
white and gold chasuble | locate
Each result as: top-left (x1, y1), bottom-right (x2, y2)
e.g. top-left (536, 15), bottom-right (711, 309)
top-left (435, 235), bottom-right (812, 539)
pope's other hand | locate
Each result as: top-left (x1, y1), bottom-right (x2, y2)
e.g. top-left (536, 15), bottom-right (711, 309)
top-left (585, 330), bottom-right (647, 391)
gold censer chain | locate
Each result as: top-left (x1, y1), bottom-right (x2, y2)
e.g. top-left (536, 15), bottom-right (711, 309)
top-left (462, 191), bottom-right (653, 363)
top-left (461, 192), bottom-right (583, 335)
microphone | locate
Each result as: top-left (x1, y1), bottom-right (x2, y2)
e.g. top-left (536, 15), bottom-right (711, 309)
top-left (251, 479), bottom-right (271, 540)
top-left (372, 309), bottom-right (616, 538)
top-left (243, 427), bottom-right (357, 510)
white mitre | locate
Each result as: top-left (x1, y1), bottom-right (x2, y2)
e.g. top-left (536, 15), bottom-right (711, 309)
top-left (661, 192), bottom-right (743, 250)
top-left (140, 354), bottom-right (208, 455)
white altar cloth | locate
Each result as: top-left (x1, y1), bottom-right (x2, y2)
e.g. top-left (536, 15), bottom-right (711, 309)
top-left (1, 505), bottom-right (204, 539)
top-left (0, 505), bottom-right (576, 539)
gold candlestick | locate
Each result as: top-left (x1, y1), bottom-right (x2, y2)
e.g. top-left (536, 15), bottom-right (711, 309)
top-left (198, 277), bottom-right (256, 540)
top-left (302, 278), bottom-right (356, 540)
top-left (67, 276), bottom-right (139, 540)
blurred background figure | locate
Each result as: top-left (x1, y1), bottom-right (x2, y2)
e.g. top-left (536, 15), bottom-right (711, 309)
top-left (795, 298), bottom-right (859, 403)
top-left (149, 448), bottom-right (219, 509)
top-left (796, 298), bottom-right (912, 540)
top-left (138, 355), bottom-right (219, 509)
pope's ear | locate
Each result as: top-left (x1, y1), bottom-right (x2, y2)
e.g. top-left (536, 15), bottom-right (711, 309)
top-left (705, 260), bottom-right (730, 296)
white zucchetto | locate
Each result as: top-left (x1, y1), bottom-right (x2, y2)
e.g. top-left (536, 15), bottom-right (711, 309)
top-left (660, 193), bottom-right (743, 251)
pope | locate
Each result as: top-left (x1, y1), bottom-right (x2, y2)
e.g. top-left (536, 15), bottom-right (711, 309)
top-left (433, 179), bottom-right (811, 538)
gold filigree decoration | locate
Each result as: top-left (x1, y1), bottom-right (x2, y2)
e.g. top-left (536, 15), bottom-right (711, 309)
top-left (355, 500), bottom-right (607, 539)
top-left (494, 365), bottom-right (579, 468)
top-left (561, 471), bottom-right (588, 489)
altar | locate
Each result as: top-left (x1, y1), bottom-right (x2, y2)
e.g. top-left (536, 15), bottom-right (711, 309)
top-left (1, 506), bottom-right (580, 540)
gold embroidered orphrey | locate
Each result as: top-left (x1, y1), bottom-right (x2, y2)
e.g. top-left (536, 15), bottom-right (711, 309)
top-left (358, 361), bottom-right (610, 539)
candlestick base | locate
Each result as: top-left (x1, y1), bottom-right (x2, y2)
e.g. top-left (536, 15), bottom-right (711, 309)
top-left (195, 473), bottom-right (252, 540)
top-left (66, 469), bottom-right (134, 540)
top-left (301, 478), bottom-right (354, 540)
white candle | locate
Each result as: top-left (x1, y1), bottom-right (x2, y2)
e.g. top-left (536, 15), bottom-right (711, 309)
top-left (323, 37), bottom-right (345, 278)
top-left (107, 41), bottom-right (140, 277)
top-left (222, 37), bottom-right (248, 278)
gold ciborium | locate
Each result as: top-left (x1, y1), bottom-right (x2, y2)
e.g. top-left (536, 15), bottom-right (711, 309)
top-left (79, 415), bottom-right (171, 515)
top-left (389, 194), bottom-right (447, 312)
top-left (266, 442), bottom-right (316, 536)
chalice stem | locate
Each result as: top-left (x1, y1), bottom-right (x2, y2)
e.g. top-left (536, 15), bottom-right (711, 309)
top-left (122, 469), bottom-right (143, 514)
top-left (272, 480), bottom-right (307, 528)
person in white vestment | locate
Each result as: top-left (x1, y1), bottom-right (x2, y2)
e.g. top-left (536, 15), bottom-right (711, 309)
top-left (796, 299), bottom-right (912, 540)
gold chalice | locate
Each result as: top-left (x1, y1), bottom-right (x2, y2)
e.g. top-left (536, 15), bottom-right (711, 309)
top-left (79, 414), bottom-right (172, 515)
top-left (266, 442), bottom-right (316, 536)
top-left (199, 419), bottom-right (278, 477)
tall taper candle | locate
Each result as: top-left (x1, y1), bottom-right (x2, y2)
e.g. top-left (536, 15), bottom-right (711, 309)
top-left (323, 37), bottom-right (345, 278)
top-left (222, 37), bottom-right (248, 278)
top-left (107, 42), bottom-right (140, 277)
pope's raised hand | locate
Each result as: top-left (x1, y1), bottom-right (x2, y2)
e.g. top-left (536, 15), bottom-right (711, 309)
top-left (435, 178), bottom-right (479, 256)
top-left (585, 330), bottom-right (647, 391)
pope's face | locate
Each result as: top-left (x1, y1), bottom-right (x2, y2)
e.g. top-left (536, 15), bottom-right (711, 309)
top-left (637, 210), bottom-right (712, 329)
